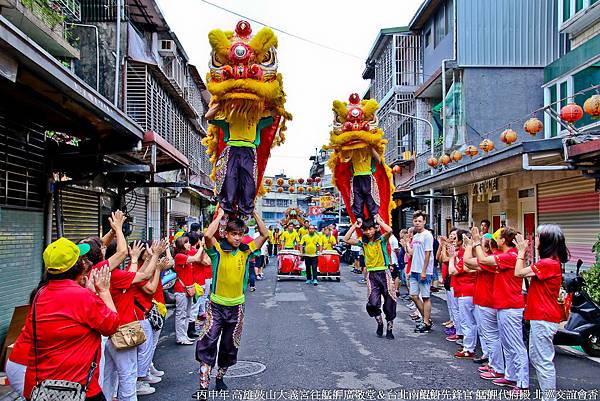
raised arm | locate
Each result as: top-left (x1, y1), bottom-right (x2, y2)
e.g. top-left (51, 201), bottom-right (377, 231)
top-left (514, 234), bottom-right (535, 278)
top-left (471, 227), bottom-right (497, 267)
top-left (375, 214), bottom-right (392, 240)
top-left (343, 222), bottom-right (360, 245)
top-left (447, 245), bottom-right (459, 276)
top-left (106, 210), bottom-right (128, 270)
top-left (252, 211), bottom-right (269, 249)
top-left (370, 146), bottom-right (381, 164)
top-left (205, 208), bottom-right (225, 249)
top-left (127, 241), bottom-right (145, 273)
top-left (462, 236), bottom-right (480, 271)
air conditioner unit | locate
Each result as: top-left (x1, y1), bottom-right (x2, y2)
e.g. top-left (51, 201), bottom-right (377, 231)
top-left (158, 40), bottom-right (176, 57)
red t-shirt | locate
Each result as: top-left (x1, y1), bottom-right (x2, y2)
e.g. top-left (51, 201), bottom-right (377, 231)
top-left (524, 258), bottom-right (563, 322)
top-left (492, 248), bottom-right (525, 309)
top-left (473, 264), bottom-right (496, 307)
top-left (174, 253), bottom-right (193, 293)
top-left (453, 249), bottom-right (476, 297)
top-left (133, 279), bottom-right (154, 317)
top-left (8, 329), bottom-right (31, 365)
top-left (92, 261), bottom-right (137, 325)
top-left (153, 280), bottom-right (165, 305)
top-left (22, 280), bottom-right (120, 399)
top-left (189, 248), bottom-right (211, 284)
top-left (441, 261), bottom-right (449, 282)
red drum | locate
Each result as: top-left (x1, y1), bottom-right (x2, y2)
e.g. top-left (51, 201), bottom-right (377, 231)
top-left (277, 250), bottom-right (301, 274)
top-left (317, 250), bottom-right (340, 281)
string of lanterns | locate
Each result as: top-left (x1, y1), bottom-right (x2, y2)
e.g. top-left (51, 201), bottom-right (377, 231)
top-left (427, 92), bottom-right (600, 169)
top-left (263, 176), bottom-right (322, 194)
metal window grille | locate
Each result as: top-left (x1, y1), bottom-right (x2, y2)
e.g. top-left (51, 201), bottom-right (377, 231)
top-left (0, 108), bottom-right (46, 210)
top-left (394, 33), bottom-right (422, 87)
top-left (373, 38), bottom-right (394, 101)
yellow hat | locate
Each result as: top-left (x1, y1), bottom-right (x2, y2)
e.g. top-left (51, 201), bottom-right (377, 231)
top-left (492, 228), bottom-right (503, 242)
top-left (43, 238), bottom-right (90, 274)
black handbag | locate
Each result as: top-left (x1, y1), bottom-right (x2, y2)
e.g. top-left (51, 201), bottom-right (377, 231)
top-left (146, 303), bottom-right (164, 331)
top-left (30, 288), bottom-right (100, 401)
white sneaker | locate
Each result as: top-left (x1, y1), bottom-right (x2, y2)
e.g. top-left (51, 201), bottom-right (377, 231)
top-left (141, 374), bottom-right (161, 384)
top-left (150, 364), bottom-right (165, 377)
top-left (136, 381), bottom-right (156, 396)
top-left (177, 339), bottom-right (194, 345)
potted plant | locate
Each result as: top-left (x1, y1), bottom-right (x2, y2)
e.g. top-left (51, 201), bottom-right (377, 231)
top-left (582, 233), bottom-right (600, 304)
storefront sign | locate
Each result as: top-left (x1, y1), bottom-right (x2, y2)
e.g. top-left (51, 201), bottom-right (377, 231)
top-left (308, 206), bottom-right (324, 216)
top-left (472, 178), bottom-right (498, 196)
top-left (319, 195), bottom-right (334, 208)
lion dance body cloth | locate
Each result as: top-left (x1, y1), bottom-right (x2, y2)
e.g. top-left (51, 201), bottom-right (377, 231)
top-left (325, 93), bottom-right (394, 225)
top-left (204, 20), bottom-right (292, 217)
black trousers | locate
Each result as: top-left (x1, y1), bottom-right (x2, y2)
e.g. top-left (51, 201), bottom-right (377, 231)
top-left (304, 256), bottom-right (318, 280)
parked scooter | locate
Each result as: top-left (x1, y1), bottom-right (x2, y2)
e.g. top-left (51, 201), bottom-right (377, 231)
top-left (553, 259), bottom-right (600, 357)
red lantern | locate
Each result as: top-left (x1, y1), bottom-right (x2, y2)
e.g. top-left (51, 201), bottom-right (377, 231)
top-left (584, 95), bottom-right (600, 118)
top-left (450, 150), bottom-right (462, 162)
top-left (307, 187), bottom-right (313, 193)
top-left (560, 103), bottom-right (584, 124)
top-left (500, 128), bottom-right (518, 145)
top-left (288, 178), bottom-right (296, 185)
top-left (315, 186), bottom-right (321, 193)
top-left (392, 165), bottom-right (401, 174)
top-left (289, 187), bottom-right (295, 193)
top-left (465, 145), bottom-right (478, 157)
top-left (440, 154), bottom-right (451, 165)
top-left (276, 178), bottom-right (284, 186)
top-left (298, 186), bottom-right (305, 193)
top-left (307, 177), bottom-right (313, 184)
top-left (265, 187), bottom-right (271, 193)
top-left (427, 157), bottom-right (438, 168)
top-left (315, 177), bottom-right (321, 183)
top-left (479, 139), bottom-right (495, 153)
top-left (298, 178), bottom-right (305, 184)
top-left (265, 178), bottom-right (273, 186)
top-left (277, 187), bottom-right (283, 193)
top-left (523, 118), bottom-right (543, 136)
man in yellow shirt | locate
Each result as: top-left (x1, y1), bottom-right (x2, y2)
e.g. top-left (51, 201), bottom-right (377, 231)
top-left (320, 226), bottom-right (337, 250)
top-left (298, 220), bottom-right (310, 238)
top-left (301, 225), bottom-right (322, 285)
top-left (343, 215), bottom-right (396, 339)
top-left (279, 223), bottom-right (300, 250)
top-left (198, 207), bottom-right (268, 393)
top-left (267, 226), bottom-right (275, 256)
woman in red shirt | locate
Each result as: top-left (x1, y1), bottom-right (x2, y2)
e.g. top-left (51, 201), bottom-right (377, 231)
top-left (515, 225), bottom-right (569, 401)
top-left (173, 236), bottom-right (208, 345)
top-left (473, 227), bottom-right (529, 392)
top-left (448, 230), bottom-right (478, 359)
top-left (440, 230), bottom-right (463, 341)
top-left (22, 238), bottom-right (119, 401)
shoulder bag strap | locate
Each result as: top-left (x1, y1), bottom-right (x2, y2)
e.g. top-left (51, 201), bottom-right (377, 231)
top-left (31, 287), bottom-right (44, 386)
top-left (83, 347), bottom-right (101, 392)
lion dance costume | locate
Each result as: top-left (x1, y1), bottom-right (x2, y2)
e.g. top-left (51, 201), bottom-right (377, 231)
top-left (203, 20), bottom-right (292, 219)
top-left (326, 93), bottom-right (393, 225)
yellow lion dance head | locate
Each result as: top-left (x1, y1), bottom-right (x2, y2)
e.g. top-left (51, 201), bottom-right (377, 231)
top-left (325, 93), bottom-right (388, 181)
top-left (203, 20), bottom-right (292, 176)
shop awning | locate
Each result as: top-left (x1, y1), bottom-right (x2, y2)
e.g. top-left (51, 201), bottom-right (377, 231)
top-left (411, 137), bottom-right (565, 193)
top-left (0, 16), bottom-right (144, 151)
top-left (141, 131), bottom-right (189, 173)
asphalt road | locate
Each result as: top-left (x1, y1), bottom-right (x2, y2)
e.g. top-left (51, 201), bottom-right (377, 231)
top-left (146, 258), bottom-right (600, 401)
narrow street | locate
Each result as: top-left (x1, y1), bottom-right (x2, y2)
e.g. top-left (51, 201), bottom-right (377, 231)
top-left (147, 260), bottom-right (600, 401)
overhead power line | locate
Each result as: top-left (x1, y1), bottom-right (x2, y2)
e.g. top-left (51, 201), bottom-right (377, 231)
top-left (198, 0), bottom-right (364, 60)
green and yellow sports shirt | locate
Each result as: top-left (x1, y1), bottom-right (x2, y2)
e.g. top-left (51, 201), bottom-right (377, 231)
top-left (206, 240), bottom-right (260, 306)
top-left (321, 234), bottom-right (337, 250)
top-left (301, 233), bottom-right (321, 256)
top-left (280, 230), bottom-right (300, 248)
top-left (361, 236), bottom-right (390, 272)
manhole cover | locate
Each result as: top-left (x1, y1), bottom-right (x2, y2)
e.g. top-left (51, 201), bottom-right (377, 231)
top-left (224, 361), bottom-right (266, 378)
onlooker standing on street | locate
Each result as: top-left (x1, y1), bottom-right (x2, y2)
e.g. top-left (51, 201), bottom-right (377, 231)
top-left (344, 216), bottom-right (396, 339)
top-left (21, 238), bottom-right (120, 401)
top-left (473, 227), bottom-right (529, 392)
top-left (273, 227), bottom-right (280, 256)
top-left (187, 232), bottom-right (211, 339)
top-left (388, 232), bottom-right (401, 297)
top-left (173, 236), bottom-right (209, 345)
top-left (267, 226), bottom-right (275, 257)
top-left (410, 211), bottom-right (434, 333)
top-left (480, 219), bottom-right (491, 235)
top-left (515, 225), bottom-right (568, 401)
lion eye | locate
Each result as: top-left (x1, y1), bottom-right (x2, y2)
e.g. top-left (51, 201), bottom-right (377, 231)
top-left (260, 49), bottom-right (276, 66)
top-left (211, 53), bottom-right (226, 68)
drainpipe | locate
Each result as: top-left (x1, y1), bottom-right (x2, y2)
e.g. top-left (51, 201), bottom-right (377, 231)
top-left (67, 23), bottom-right (100, 91)
top-left (114, 0), bottom-right (122, 106)
top-left (522, 154), bottom-right (570, 171)
top-left (441, 0), bottom-right (458, 156)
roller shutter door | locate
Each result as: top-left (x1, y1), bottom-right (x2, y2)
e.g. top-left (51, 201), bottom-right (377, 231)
top-left (124, 189), bottom-right (147, 242)
top-left (0, 108), bottom-right (46, 342)
top-left (537, 177), bottom-right (600, 270)
top-left (53, 187), bottom-right (100, 242)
